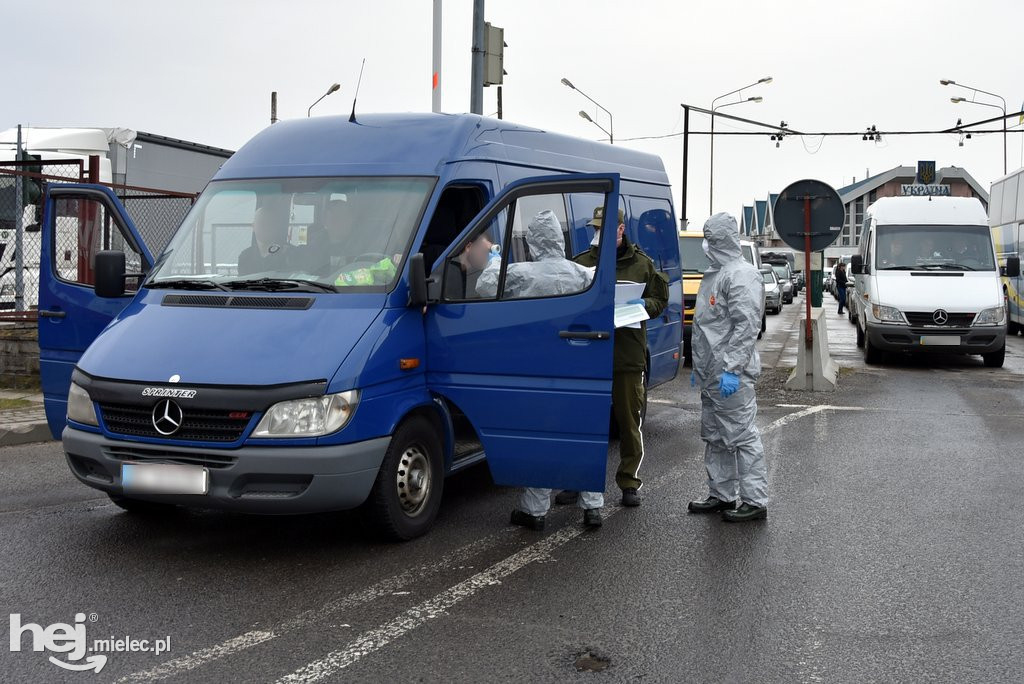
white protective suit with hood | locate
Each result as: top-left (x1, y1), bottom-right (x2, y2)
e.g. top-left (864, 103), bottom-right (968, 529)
top-left (476, 209), bottom-right (595, 298)
top-left (477, 209), bottom-right (603, 515)
top-left (692, 212), bottom-right (769, 507)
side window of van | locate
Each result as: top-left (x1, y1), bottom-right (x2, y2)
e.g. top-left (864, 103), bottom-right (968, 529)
top-left (864, 229), bottom-right (873, 272)
top-left (52, 197), bottom-right (144, 291)
top-left (631, 198), bottom-right (676, 271)
top-left (444, 191), bottom-right (598, 302)
top-left (421, 184), bottom-right (487, 272)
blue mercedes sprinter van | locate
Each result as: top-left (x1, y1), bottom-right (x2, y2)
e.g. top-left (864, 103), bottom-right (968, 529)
top-left (38, 114), bottom-right (682, 539)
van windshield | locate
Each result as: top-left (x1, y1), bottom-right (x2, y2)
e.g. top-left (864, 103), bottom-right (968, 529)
top-left (679, 236), bottom-right (711, 273)
top-left (147, 176), bottom-right (436, 292)
top-left (875, 224), bottom-right (995, 271)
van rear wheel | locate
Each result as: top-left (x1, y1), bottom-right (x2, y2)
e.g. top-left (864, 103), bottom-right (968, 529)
top-left (983, 344), bottom-right (1005, 368)
top-left (361, 416), bottom-right (443, 541)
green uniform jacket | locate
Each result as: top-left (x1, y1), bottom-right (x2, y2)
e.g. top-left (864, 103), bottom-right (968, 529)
top-left (575, 239), bottom-right (669, 372)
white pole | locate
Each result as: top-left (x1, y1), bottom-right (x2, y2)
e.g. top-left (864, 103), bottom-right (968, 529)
top-left (432, 0), bottom-right (442, 113)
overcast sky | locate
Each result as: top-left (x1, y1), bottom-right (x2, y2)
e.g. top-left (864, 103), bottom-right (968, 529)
top-left (4, 0), bottom-right (1022, 225)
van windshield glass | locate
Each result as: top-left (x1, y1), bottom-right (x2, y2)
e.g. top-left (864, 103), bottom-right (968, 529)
top-left (147, 176), bottom-right (435, 292)
top-left (679, 237), bottom-right (711, 273)
top-left (875, 224), bottom-right (995, 271)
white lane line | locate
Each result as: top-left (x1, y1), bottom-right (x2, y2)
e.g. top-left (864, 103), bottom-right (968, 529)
top-left (276, 471), bottom-right (688, 684)
top-left (762, 405), bottom-right (865, 433)
top-left (114, 531), bottom-right (516, 683)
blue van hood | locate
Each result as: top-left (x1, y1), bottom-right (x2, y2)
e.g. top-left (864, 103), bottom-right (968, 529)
top-left (77, 293), bottom-right (384, 386)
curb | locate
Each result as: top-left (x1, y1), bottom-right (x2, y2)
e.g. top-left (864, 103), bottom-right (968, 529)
top-left (0, 422), bottom-right (54, 447)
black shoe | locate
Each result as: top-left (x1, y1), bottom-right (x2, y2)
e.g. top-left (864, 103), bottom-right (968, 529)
top-left (621, 488), bottom-right (641, 507)
top-left (687, 496), bottom-right (736, 514)
top-left (554, 490), bottom-right (579, 505)
top-left (722, 503), bottom-right (767, 522)
top-left (583, 508), bottom-right (603, 527)
top-left (510, 509), bottom-right (545, 531)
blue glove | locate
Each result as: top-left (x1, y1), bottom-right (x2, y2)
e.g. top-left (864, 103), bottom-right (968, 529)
top-left (627, 298), bottom-right (644, 306)
top-left (719, 371), bottom-right (740, 398)
top-left (690, 371), bottom-right (696, 388)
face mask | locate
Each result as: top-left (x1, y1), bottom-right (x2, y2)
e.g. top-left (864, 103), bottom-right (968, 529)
top-left (590, 230), bottom-right (600, 247)
top-left (702, 238), bottom-right (710, 257)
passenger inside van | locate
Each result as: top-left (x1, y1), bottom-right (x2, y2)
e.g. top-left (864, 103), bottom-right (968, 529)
top-left (443, 233), bottom-right (495, 299)
top-left (238, 207), bottom-right (296, 275)
top-left (306, 200), bottom-right (355, 273)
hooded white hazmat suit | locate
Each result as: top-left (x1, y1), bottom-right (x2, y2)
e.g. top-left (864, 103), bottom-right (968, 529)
top-left (692, 212), bottom-right (769, 507)
top-left (479, 210), bottom-right (604, 515)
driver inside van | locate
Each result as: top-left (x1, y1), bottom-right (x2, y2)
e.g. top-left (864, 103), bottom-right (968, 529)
top-left (238, 207), bottom-right (295, 275)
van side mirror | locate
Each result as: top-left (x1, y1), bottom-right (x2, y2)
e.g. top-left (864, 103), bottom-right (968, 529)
top-left (850, 255), bottom-right (864, 275)
top-left (407, 253), bottom-right (428, 307)
top-left (95, 250), bottom-right (127, 298)
top-left (1006, 256), bottom-right (1021, 278)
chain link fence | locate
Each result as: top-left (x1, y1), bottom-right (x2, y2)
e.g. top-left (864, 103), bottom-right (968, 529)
top-left (0, 163), bottom-right (197, 316)
top-left (0, 161), bottom-right (84, 317)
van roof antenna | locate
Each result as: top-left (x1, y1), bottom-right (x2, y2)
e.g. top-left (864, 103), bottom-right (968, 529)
top-left (349, 58), bottom-right (366, 123)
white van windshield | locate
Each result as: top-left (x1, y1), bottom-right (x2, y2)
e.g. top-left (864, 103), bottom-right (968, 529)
top-left (679, 236), bottom-right (711, 273)
top-left (148, 176), bottom-right (435, 292)
top-left (875, 225), bottom-right (995, 271)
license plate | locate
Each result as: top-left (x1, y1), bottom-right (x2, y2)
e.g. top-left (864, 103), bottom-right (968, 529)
top-left (920, 335), bottom-right (961, 346)
top-left (121, 463), bottom-right (208, 495)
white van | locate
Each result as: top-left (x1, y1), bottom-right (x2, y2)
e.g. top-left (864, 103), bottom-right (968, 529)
top-left (850, 196), bottom-right (1017, 367)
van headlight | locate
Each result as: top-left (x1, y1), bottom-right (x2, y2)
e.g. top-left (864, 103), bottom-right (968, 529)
top-left (973, 306), bottom-right (1005, 326)
top-left (871, 304), bottom-right (905, 324)
top-left (253, 390), bottom-right (359, 437)
top-left (67, 382), bottom-right (99, 426)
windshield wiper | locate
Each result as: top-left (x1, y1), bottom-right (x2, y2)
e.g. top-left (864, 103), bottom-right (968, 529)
top-left (878, 265), bottom-right (918, 270)
top-left (146, 278), bottom-right (230, 291)
top-left (221, 277), bottom-right (338, 293)
top-left (919, 263), bottom-right (975, 271)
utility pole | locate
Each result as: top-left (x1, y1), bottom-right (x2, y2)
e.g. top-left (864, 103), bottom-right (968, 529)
top-left (432, 0), bottom-right (442, 113)
top-left (680, 106), bottom-right (689, 231)
top-left (270, 92), bottom-right (278, 124)
top-left (470, 0), bottom-right (484, 115)
top-left (14, 125), bottom-right (24, 311)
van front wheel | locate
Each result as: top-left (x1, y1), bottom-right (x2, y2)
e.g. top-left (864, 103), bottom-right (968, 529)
top-left (983, 344), bottom-right (1005, 368)
top-left (362, 416), bottom-right (444, 541)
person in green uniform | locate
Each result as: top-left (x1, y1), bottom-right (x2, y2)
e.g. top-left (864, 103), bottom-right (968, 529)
top-left (557, 206), bottom-right (668, 508)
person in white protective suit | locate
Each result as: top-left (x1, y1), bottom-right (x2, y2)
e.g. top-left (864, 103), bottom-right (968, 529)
top-left (477, 210), bottom-right (604, 530)
top-left (688, 212), bottom-right (769, 522)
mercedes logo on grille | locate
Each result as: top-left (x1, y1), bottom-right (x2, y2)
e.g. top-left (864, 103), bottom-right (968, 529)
top-left (932, 309), bottom-right (949, 325)
top-left (152, 399), bottom-right (184, 436)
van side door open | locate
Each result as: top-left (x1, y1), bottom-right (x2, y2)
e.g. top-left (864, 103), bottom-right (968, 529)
top-left (424, 174), bottom-right (620, 492)
top-left (37, 185), bottom-right (152, 437)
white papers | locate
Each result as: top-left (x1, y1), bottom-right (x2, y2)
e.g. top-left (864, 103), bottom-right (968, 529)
top-left (614, 281), bottom-right (649, 329)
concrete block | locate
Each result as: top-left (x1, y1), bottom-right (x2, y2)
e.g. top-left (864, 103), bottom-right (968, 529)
top-left (786, 307), bottom-right (839, 391)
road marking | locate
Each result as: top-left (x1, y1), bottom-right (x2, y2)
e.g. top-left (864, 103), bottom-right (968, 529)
top-left (274, 469), bottom-right (689, 683)
top-left (763, 404), bottom-right (865, 433)
top-left (113, 530), bottom-right (518, 683)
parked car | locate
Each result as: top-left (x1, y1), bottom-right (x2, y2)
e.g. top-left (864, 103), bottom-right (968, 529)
top-left (761, 268), bottom-right (782, 314)
top-left (770, 263), bottom-right (794, 303)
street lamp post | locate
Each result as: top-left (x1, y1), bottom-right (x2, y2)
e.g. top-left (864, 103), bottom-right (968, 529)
top-left (710, 77), bottom-right (771, 215)
top-left (561, 77), bottom-right (613, 144)
top-left (307, 83), bottom-right (341, 117)
top-left (942, 79), bottom-right (1007, 175)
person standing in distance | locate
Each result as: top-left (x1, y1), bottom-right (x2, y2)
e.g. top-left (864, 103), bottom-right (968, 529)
top-left (688, 212), bottom-right (769, 522)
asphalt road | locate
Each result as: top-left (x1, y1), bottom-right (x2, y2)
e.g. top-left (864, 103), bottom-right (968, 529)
top-left (4, 290), bottom-right (1024, 683)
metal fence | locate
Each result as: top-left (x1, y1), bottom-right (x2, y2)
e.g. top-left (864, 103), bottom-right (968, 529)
top-left (0, 161), bottom-right (84, 318)
top-left (0, 162), bottom-right (197, 318)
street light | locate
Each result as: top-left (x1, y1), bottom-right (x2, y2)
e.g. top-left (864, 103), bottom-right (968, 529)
top-left (941, 78), bottom-right (1007, 174)
top-left (710, 78), bottom-right (771, 214)
top-left (307, 83), bottom-right (341, 117)
top-left (561, 77), bottom-right (614, 144)
top-left (579, 110), bottom-right (611, 142)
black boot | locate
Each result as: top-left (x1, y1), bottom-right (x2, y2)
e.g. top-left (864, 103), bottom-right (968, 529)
top-left (510, 509), bottom-right (545, 531)
top-left (621, 488), bottom-right (641, 507)
top-left (583, 508), bottom-right (603, 527)
top-left (687, 496), bottom-right (736, 514)
top-left (722, 503), bottom-right (767, 522)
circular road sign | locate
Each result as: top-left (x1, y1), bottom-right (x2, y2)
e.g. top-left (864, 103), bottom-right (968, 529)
top-left (772, 179), bottom-right (844, 253)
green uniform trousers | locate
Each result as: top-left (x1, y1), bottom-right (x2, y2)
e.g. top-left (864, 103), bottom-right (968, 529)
top-left (613, 370), bottom-right (646, 490)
